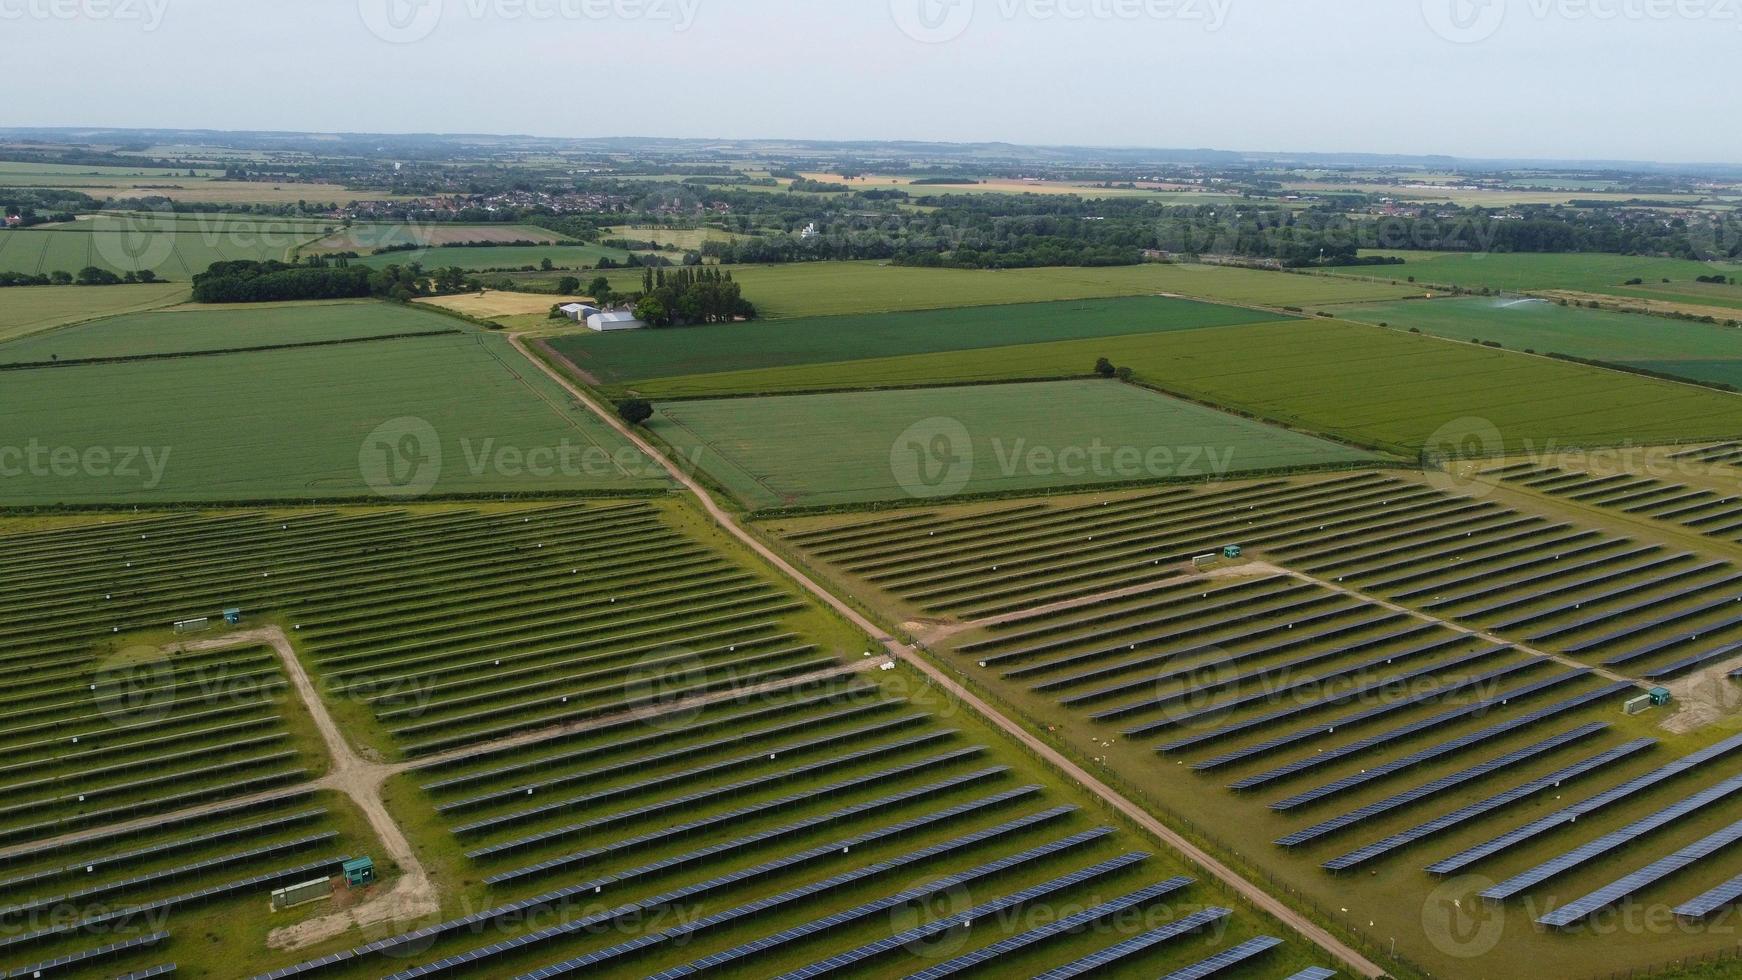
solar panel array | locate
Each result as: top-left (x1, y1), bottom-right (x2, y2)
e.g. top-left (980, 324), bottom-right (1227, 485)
top-left (3, 931), bottom-right (168, 979)
top-left (1157, 936), bottom-right (1283, 980)
top-left (1028, 908), bottom-right (1234, 980)
top-left (1539, 816), bottom-right (1742, 927)
top-left (1494, 462), bottom-right (1742, 548)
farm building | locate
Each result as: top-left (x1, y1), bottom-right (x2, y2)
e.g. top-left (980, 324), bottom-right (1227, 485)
top-left (558, 303), bottom-right (601, 322)
top-left (587, 311), bottom-right (646, 332)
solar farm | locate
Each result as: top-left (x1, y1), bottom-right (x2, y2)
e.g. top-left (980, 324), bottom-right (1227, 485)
top-left (0, 501), bottom-right (1334, 979)
top-left (768, 468), bottom-right (1742, 977)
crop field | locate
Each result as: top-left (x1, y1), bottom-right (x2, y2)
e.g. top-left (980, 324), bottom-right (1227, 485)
top-left (0, 301), bottom-right (456, 365)
top-left (552, 295), bottom-right (1289, 389)
top-left (604, 224), bottom-right (752, 250)
top-left (0, 324), bottom-right (668, 504)
top-left (304, 223), bottom-right (561, 254)
top-left (1326, 252), bottom-right (1742, 309)
top-left (1341, 296), bottom-right (1742, 390)
top-left (647, 379), bottom-right (1382, 510)
top-left (0, 502), bottom-right (1332, 979)
top-left (0, 216), bottom-right (329, 279)
top-left (413, 290), bottom-right (594, 320)
top-left (0, 175), bottom-right (403, 205)
top-left (568, 261), bottom-right (1422, 320)
top-left (646, 320), bottom-right (1742, 453)
top-left (770, 471), bottom-right (1742, 977)
top-left (0, 283), bottom-right (189, 343)
top-left (356, 244), bottom-right (632, 272)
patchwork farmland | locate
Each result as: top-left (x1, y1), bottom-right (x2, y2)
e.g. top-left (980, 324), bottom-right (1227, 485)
top-left (770, 470), bottom-right (1742, 976)
top-left (0, 502), bottom-right (1334, 979)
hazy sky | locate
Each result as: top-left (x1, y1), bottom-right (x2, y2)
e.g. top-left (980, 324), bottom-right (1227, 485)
top-left (6, 0), bottom-right (1737, 163)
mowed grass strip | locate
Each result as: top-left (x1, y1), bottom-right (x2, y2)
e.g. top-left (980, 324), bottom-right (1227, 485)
top-left (646, 320), bottom-right (1742, 453)
top-left (555, 295), bottom-right (1286, 387)
top-left (648, 379), bottom-right (1378, 510)
top-left (0, 330), bottom-right (668, 504)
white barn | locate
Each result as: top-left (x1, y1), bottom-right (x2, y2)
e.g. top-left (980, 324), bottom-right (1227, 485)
top-left (587, 311), bottom-right (646, 332)
top-left (559, 303), bottom-right (601, 322)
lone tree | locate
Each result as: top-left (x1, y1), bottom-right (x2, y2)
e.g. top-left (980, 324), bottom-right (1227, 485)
top-left (1093, 357), bottom-right (1116, 378)
top-left (617, 398), bottom-right (654, 426)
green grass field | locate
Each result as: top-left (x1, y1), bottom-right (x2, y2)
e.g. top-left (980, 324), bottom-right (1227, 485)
top-left (566, 261), bottom-right (1423, 320)
top-left (641, 320), bottom-right (1742, 454)
top-left (0, 216), bottom-right (328, 279)
top-left (0, 299), bottom-right (454, 364)
top-left (1343, 296), bottom-right (1742, 389)
top-left (1329, 251), bottom-right (1742, 309)
top-left (356, 243), bottom-right (633, 271)
top-left (649, 379), bottom-right (1379, 509)
top-left (553, 295), bottom-right (1288, 388)
top-left (0, 283), bottom-right (189, 343)
top-left (0, 328), bottom-right (669, 504)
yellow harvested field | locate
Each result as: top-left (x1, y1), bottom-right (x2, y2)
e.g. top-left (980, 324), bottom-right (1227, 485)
top-left (415, 290), bottom-right (591, 318)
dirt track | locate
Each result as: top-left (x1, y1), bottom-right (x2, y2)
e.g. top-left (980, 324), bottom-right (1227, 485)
top-left (509, 333), bottom-right (1390, 979)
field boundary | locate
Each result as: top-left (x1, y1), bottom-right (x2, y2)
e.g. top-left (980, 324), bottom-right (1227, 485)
top-left (0, 328), bottom-right (465, 371)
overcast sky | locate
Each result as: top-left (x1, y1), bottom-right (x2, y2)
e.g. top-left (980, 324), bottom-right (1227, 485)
top-left (6, 0), bottom-right (1736, 164)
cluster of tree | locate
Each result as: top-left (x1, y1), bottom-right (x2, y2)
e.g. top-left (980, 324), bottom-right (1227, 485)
top-left (631, 266), bottom-right (754, 326)
top-left (191, 258), bottom-right (482, 303)
top-left (0, 267), bottom-right (160, 288)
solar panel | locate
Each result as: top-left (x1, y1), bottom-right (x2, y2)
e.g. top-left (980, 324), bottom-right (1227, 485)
top-left (960, 577), bottom-right (1285, 657)
top-left (500, 826), bottom-right (1119, 980)
top-left (1325, 739), bottom-right (1654, 871)
top-left (1387, 535), bottom-right (1616, 602)
top-left (439, 710), bottom-right (929, 815)
top-left (1297, 514), bottom-right (1545, 578)
top-left (0, 809), bottom-right (325, 892)
top-left (1228, 668), bottom-right (1592, 791)
top-left (1283, 970), bottom-right (1338, 980)
top-left (1539, 816), bottom-right (1742, 927)
top-left (1161, 642), bottom-right (1505, 753)
top-left (1276, 723), bottom-right (1609, 845)
top-left (1430, 732), bottom-right (1742, 876)
top-left (1268, 685), bottom-right (1629, 811)
top-left (0, 856), bottom-right (347, 952)
top-left (900, 877), bottom-right (1195, 980)
top-left (1026, 908), bottom-right (1233, 980)
top-left (1563, 590), bottom-right (1742, 654)
top-left (466, 745), bottom-right (986, 861)
top-left (1366, 528), bottom-right (1596, 592)
top-left (485, 780), bottom-right (1035, 889)
top-left (1675, 872), bottom-right (1742, 919)
top-left (1454, 553), bottom-right (1690, 621)
top-left (1431, 543), bottom-right (1658, 609)
top-left (456, 729), bottom-right (960, 838)
top-left (2, 931), bottom-right (169, 979)
top-left (1643, 642), bottom-right (1742, 680)
top-left (1527, 572), bottom-right (1742, 644)
top-left (1605, 616), bottom-right (1742, 668)
top-left (370, 809), bottom-right (1081, 980)
top-left (116, 967), bottom-right (177, 980)
top-left (1482, 771), bottom-right (1742, 900)
top-left (418, 684), bottom-right (861, 792)
top-left (1158, 936), bottom-right (1284, 980)
top-left (769, 853), bottom-right (1151, 979)
top-left (1485, 560), bottom-right (1724, 632)
top-left (1076, 612), bottom-right (1407, 715)
top-left (1132, 629), bottom-right (1462, 740)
